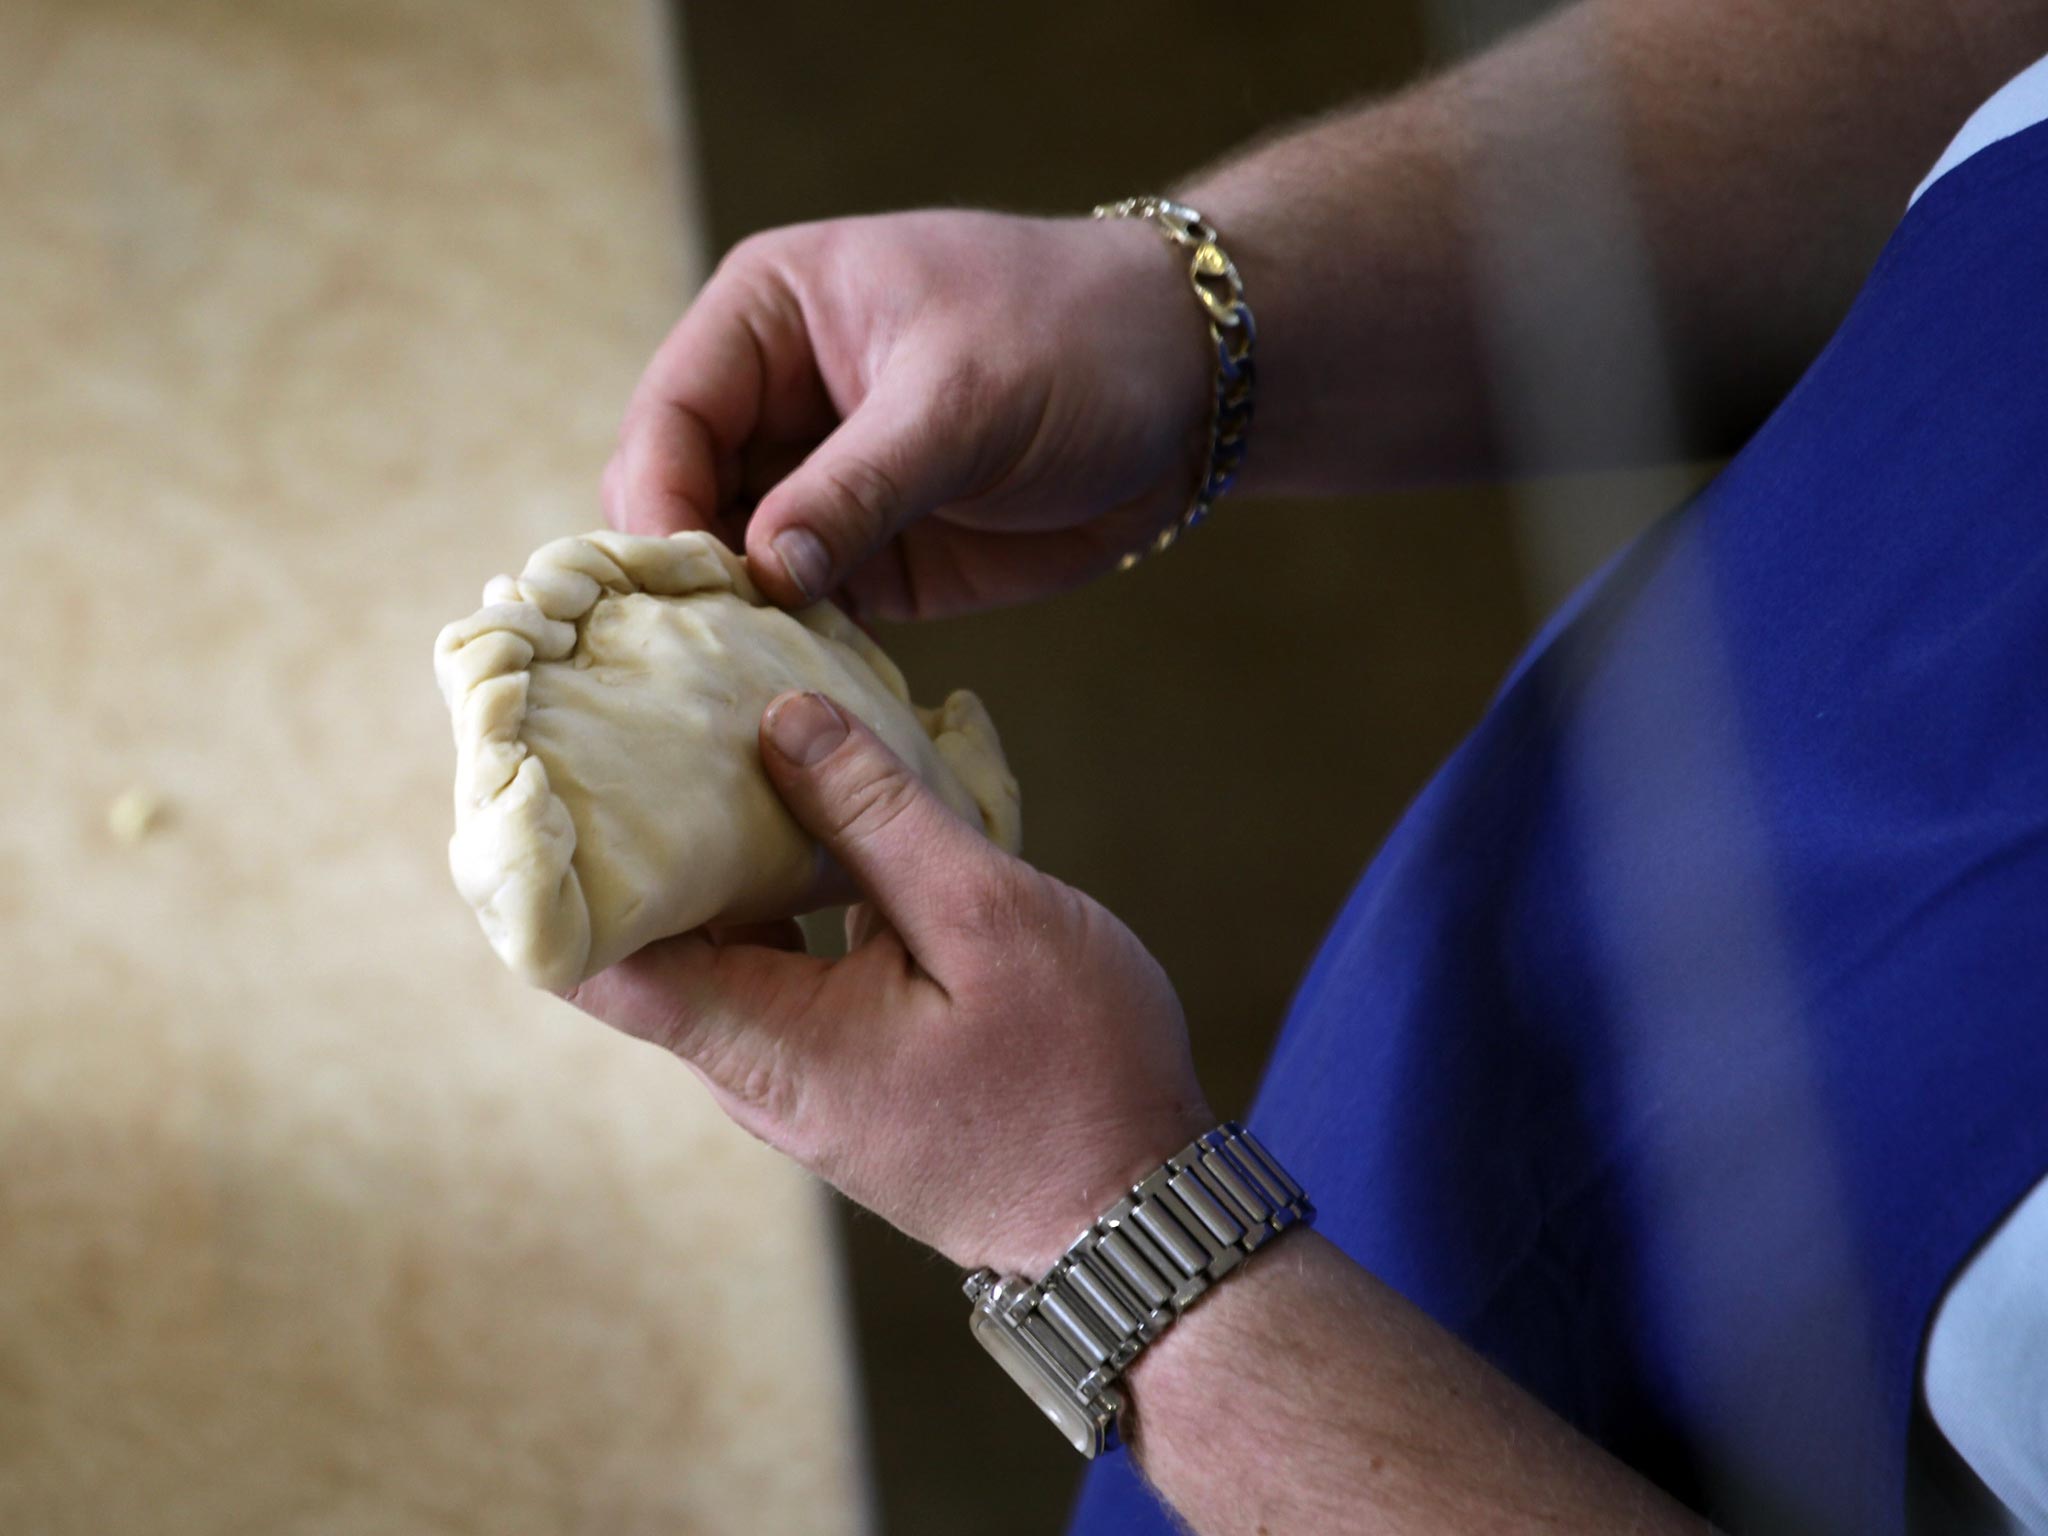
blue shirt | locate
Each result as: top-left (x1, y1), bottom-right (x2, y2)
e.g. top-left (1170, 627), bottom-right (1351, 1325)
top-left (1070, 116), bottom-right (2048, 1536)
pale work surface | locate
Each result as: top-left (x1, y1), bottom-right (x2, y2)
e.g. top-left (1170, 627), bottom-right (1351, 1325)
top-left (0, 1), bottom-right (871, 1530)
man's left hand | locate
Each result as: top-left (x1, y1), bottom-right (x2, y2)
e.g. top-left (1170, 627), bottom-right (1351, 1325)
top-left (565, 691), bottom-right (1214, 1277)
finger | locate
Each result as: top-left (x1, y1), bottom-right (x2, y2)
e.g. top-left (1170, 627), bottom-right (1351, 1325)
top-left (608, 251), bottom-right (831, 536)
top-left (743, 360), bottom-right (1014, 608)
top-left (565, 932), bottom-right (732, 1053)
top-left (841, 499), bottom-right (1163, 622)
top-left (605, 400), bottom-right (727, 536)
top-left (564, 930), bottom-right (824, 1108)
top-left (758, 691), bottom-right (1003, 954)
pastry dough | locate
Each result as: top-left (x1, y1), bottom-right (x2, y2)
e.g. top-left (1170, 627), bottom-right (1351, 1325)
top-left (434, 530), bottom-right (1022, 990)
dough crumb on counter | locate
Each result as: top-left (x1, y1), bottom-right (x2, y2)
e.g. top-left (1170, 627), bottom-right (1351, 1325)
top-left (106, 785), bottom-right (168, 844)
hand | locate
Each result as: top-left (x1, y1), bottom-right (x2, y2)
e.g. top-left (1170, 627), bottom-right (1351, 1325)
top-left (602, 211), bottom-right (1214, 622)
top-left (564, 691), bottom-right (1214, 1276)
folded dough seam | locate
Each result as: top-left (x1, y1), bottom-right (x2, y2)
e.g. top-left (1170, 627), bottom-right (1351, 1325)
top-left (433, 530), bottom-right (1021, 989)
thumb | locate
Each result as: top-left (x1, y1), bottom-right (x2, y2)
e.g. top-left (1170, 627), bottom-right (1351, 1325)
top-left (745, 363), bottom-right (988, 607)
top-left (760, 691), bottom-right (999, 948)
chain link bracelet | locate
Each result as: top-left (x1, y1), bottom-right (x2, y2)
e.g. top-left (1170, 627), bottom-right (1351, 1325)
top-left (1091, 196), bottom-right (1257, 570)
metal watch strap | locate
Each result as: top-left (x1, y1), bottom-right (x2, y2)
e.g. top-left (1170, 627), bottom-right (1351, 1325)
top-left (963, 1122), bottom-right (1313, 1451)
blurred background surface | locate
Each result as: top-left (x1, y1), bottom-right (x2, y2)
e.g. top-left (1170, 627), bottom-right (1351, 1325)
top-left (1, 0), bottom-right (1707, 1531)
top-left (0, 1), bottom-right (869, 1530)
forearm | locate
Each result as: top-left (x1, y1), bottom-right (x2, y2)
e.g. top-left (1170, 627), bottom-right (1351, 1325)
top-left (1126, 1230), bottom-right (1711, 1534)
top-left (1183, 0), bottom-right (2048, 495)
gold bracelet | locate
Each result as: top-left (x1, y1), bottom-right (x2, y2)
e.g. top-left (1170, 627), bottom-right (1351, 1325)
top-left (1091, 196), bottom-right (1256, 570)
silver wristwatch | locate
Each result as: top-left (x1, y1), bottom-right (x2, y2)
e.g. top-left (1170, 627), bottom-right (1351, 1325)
top-left (962, 1122), bottom-right (1313, 1458)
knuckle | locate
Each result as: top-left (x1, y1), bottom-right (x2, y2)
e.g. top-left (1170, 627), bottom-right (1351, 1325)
top-left (716, 227), bottom-right (781, 278)
top-left (714, 229), bottom-right (812, 316)
top-left (699, 236), bottom-right (800, 346)
top-left (686, 1011), bottom-right (801, 1126)
top-left (636, 996), bottom-right (711, 1061)
top-left (833, 757), bottom-right (923, 846)
top-left (953, 859), bottom-right (1041, 941)
top-left (723, 1048), bottom-right (795, 1121)
top-left (817, 456), bottom-right (906, 547)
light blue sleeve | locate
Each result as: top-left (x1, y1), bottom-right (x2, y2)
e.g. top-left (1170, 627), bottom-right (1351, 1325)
top-left (1925, 1174), bottom-right (2048, 1535)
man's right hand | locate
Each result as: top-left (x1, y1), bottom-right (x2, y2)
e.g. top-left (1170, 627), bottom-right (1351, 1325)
top-left (603, 210), bottom-right (1214, 621)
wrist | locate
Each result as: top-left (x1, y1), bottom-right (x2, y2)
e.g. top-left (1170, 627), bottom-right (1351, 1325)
top-left (1085, 213), bottom-right (1215, 507)
top-left (958, 1119), bottom-right (1315, 1462)
top-left (1085, 200), bottom-right (1258, 565)
top-left (965, 1100), bottom-right (1217, 1278)
top-left (1169, 180), bottom-right (1283, 498)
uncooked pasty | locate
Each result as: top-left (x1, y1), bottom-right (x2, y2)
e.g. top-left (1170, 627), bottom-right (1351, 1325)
top-left (434, 530), bottom-right (1021, 990)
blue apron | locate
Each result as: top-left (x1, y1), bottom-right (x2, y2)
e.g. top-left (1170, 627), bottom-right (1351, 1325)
top-left (1070, 119), bottom-right (2048, 1536)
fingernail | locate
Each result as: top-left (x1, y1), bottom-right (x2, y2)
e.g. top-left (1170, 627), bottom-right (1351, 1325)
top-left (772, 526), bottom-right (830, 602)
top-left (765, 692), bottom-right (848, 767)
